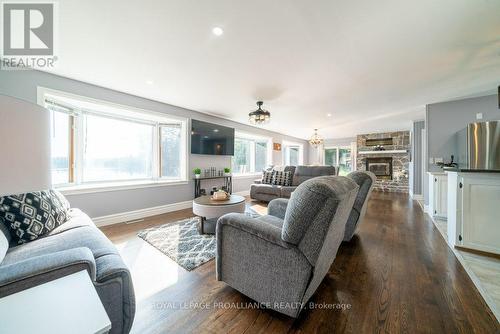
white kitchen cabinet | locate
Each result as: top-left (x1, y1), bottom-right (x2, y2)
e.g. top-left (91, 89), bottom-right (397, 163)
top-left (447, 172), bottom-right (500, 255)
top-left (428, 172), bottom-right (448, 219)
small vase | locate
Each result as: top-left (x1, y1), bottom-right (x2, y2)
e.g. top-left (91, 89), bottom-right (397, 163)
top-left (224, 173), bottom-right (231, 177)
top-left (195, 174), bottom-right (201, 179)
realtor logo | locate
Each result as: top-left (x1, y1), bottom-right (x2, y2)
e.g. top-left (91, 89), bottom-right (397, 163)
top-left (1, 2), bottom-right (57, 69)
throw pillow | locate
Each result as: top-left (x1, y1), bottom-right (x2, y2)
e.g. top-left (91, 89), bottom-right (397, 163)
top-left (273, 171), bottom-right (292, 186)
top-left (0, 190), bottom-right (70, 244)
top-left (261, 171), bottom-right (275, 184)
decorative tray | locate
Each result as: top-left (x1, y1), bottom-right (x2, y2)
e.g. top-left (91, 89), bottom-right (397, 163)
top-left (211, 195), bottom-right (230, 201)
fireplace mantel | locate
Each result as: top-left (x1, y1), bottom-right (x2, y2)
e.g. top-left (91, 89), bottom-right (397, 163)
top-left (356, 131), bottom-right (410, 193)
top-left (358, 150), bottom-right (408, 155)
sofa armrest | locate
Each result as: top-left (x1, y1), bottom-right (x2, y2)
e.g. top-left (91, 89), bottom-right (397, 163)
top-left (253, 179), bottom-right (262, 184)
top-left (217, 213), bottom-right (290, 248)
top-left (0, 247), bottom-right (96, 298)
top-left (268, 198), bottom-right (289, 219)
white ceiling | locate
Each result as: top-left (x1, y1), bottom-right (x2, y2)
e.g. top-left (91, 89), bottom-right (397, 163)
top-left (45, 0), bottom-right (500, 139)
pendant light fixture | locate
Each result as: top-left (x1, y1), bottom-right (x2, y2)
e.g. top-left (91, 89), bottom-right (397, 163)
top-left (309, 128), bottom-right (324, 148)
top-left (248, 101), bottom-right (270, 125)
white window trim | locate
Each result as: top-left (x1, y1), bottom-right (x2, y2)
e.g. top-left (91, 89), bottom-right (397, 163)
top-left (37, 86), bottom-right (189, 191)
top-left (232, 131), bottom-right (272, 176)
top-left (56, 179), bottom-right (189, 196)
top-left (282, 140), bottom-right (304, 165)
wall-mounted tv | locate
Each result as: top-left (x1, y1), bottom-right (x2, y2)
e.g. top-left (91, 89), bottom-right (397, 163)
top-left (191, 119), bottom-right (234, 155)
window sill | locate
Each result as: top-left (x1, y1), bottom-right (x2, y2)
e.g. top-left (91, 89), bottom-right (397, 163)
top-left (56, 179), bottom-right (189, 195)
top-left (232, 173), bottom-right (262, 179)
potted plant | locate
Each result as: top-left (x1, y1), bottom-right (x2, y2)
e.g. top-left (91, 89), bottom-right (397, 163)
top-left (224, 167), bottom-right (231, 176)
top-left (193, 168), bottom-right (201, 178)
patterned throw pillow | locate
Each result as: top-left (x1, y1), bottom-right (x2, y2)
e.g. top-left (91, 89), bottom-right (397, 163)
top-left (0, 190), bottom-right (70, 244)
top-left (261, 171), bottom-right (275, 184)
top-left (273, 171), bottom-right (292, 186)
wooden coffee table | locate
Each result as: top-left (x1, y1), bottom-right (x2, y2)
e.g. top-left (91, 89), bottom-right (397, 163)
top-left (192, 195), bottom-right (246, 234)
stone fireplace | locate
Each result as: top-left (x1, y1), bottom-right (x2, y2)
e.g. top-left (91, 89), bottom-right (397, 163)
top-left (356, 131), bottom-right (410, 193)
top-left (366, 157), bottom-right (393, 180)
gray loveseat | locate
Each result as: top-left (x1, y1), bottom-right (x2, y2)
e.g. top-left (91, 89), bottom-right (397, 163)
top-left (250, 165), bottom-right (338, 202)
top-left (216, 175), bottom-right (359, 317)
top-left (0, 208), bottom-right (135, 334)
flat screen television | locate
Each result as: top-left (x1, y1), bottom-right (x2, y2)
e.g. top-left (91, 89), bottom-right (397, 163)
top-left (191, 119), bottom-right (234, 155)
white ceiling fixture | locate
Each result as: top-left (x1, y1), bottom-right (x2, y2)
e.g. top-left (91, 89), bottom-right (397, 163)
top-left (212, 27), bottom-right (224, 36)
top-left (146, 80), bottom-right (154, 85)
top-left (41, 0), bottom-right (500, 139)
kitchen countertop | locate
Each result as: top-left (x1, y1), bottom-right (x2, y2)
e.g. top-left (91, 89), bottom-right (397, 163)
top-left (443, 167), bottom-right (500, 173)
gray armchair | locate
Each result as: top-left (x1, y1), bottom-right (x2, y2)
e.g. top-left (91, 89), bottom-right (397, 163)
top-left (343, 171), bottom-right (376, 241)
top-left (216, 176), bottom-right (359, 317)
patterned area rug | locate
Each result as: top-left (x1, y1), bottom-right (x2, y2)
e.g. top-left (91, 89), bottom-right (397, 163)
top-left (138, 210), bottom-right (260, 271)
top-left (138, 217), bottom-right (214, 271)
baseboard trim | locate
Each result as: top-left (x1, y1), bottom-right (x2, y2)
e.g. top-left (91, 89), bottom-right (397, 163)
top-left (93, 200), bottom-right (193, 227)
top-left (423, 204), bottom-right (430, 213)
top-left (411, 194), bottom-right (424, 201)
top-left (93, 190), bottom-right (250, 227)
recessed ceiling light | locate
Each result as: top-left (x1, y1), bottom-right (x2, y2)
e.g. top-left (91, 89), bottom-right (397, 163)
top-left (212, 27), bottom-right (224, 36)
top-left (213, 129), bottom-right (219, 132)
top-left (327, 113), bottom-right (332, 117)
top-left (146, 80), bottom-right (154, 85)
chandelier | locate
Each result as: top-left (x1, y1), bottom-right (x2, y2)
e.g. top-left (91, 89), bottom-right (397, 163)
top-left (249, 101), bottom-right (270, 125)
top-left (309, 128), bottom-right (324, 148)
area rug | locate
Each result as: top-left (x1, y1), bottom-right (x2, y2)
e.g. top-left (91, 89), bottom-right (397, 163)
top-left (138, 210), bottom-right (260, 271)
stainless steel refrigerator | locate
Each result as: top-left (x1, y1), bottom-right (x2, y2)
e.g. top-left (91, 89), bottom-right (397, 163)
top-left (457, 120), bottom-right (500, 170)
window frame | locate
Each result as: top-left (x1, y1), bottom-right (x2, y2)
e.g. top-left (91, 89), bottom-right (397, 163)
top-left (232, 132), bottom-right (272, 177)
top-left (38, 87), bottom-right (189, 194)
top-left (323, 145), bottom-right (355, 175)
top-left (282, 141), bottom-right (304, 166)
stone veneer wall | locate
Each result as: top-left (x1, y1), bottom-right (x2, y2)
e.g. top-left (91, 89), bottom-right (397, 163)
top-left (356, 131), bottom-right (410, 193)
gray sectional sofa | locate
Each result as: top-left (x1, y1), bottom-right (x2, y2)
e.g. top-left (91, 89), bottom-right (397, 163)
top-left (0, 208), bottom-right (135, 334)
top-left (250, 165), bottom-right (338, 202)
top-left (217, 175), bottom-right (359, 317)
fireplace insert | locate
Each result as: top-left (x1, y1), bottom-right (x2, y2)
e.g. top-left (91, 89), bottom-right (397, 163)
top-left (366, 157), bottom-right (392, 180)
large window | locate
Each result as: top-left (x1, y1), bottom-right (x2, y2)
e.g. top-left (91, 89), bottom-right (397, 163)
top-left (232, 134), bottom-right (270, 175)
top-left (42, 89), bottom-right (187, 188)
top-left (324, 148), bottom-right (338, 166)
top-left (324, 146), bottom-right (353, 176)
top-left (82, 115), bottom-right (153, 182)
top-left (160, 124), bottom-right (182, 178)
top-left (283, 142), bottom-right (304, 166)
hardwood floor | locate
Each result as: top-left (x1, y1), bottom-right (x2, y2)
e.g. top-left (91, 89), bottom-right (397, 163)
top-left (100, 192), bottom-right (500, 333)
